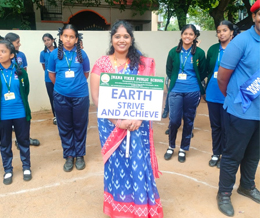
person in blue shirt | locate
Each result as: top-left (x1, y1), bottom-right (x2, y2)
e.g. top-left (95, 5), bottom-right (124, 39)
top-left (206, 21), bottom-right (234, 168)
top-left (216, 1), bottom-right (260, 216)
top-left (164, 24), bottom-right (207, 163)
top-left (48, 24), bottom-right (90, 172)
top-left (0, 40), bottom-right (32, 185)
top-left (4, 32), bottom-right (40, 147)
top-left (40, 33), bottom-right (57, 125)
top-left (5, 33), bottom-right (28, 71)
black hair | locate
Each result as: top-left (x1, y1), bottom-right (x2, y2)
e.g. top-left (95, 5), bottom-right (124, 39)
top-left (42, 33), bottom-right (57, 52)
top-left (232, 24), bottom-right (241, 38)
top-left (5, 32), bottom-right (20, 53)
top-left (5, 32), bottom-right (20, 42)
top-left (0, 39), bottom-right (22, 76)
top-left (218, 20), bottom-right (234, 32)
top-left (176, 24), bottom-right (200, 55)
top-left (57, 24), bottom-right (83, 63)
top-left (0, 35), bottom-right (4, 41)
top-left (107, 20), bottom-right (142, 71)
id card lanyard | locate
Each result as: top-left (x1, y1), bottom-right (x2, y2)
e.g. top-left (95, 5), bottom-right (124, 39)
top-left (1, 64), bottom-right (14, 93)
top-left (114, 55), bottom-right (129, 74)
top-left (180, 49), bottom-right (191, 74)
top-left (64, 51), bottom-right (75, 71)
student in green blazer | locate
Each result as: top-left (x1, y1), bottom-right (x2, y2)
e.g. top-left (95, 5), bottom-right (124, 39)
top-left (0, 40), bottom-right (32, 185)
top-left (206, 21), bottom-right (234, 168)
top-left (164, 24), bottom-right (207, 163)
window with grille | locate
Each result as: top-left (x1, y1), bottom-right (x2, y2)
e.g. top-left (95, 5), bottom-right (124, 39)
top-left (41, 0), bottom-right (62, 21)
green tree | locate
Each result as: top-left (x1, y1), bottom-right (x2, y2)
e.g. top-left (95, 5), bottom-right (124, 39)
top-left (187, 6), bottom-right (215, 30)
top-left (158, 0), bottom-right (195, 30)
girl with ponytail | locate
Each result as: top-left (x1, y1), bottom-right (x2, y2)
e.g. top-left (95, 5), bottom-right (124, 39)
top-left (0, 40), bottom-right (32, 185)
top-left (5, 32), bottom-right (40, 147)
top-left (40, 33), bottom-right (57, 125)
top-left (47, 24), bottom-right (90, 172)
top-left (164, 24), bottom-right (207, 163)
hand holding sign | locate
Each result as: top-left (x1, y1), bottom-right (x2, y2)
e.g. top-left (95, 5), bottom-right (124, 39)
top-left (98, 73), bottom-right (164, 158)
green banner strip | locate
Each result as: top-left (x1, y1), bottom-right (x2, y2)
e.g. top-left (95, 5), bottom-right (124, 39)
top-left (100, 73), bottom-right (164, 90)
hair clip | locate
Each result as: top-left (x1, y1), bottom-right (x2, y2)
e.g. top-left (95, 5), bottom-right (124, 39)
top-left (79, 33), bottom-right (83, 40)
top-left (57, 27), bottom-right (62, 36)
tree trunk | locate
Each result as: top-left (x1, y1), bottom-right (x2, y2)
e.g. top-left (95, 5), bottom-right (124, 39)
top-left (174, 0), bottom-right (192, 30)
top-left (209, 0), bottom-right (231, 29)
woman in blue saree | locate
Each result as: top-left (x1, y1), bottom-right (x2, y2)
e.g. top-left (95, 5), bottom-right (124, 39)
top-left (90, 20), bottom-right (163, 218)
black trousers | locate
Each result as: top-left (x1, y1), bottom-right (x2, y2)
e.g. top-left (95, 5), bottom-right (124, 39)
top-left (207, 102), bottom-right (225, 155)
top-left (0, 117), bottom-right (31, 173)
top-left (218, 111), bottom-right (260, 193)
top-left (45, 82), bottom-right (55, 117)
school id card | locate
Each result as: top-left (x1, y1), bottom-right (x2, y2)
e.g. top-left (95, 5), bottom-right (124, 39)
top-left (65, 71), bottom-right (75, 78)
top-left (4, 92), bottom-right (15, 101)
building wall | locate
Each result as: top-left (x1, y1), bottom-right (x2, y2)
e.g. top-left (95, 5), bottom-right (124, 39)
top-left (35, 5), bottom-right (152, 30)
top-left (0, 30), bottom-right (218, 112)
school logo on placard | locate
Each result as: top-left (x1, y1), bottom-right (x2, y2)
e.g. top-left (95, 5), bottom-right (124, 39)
top-left (101, 74), bottom-right (110, 85)
top-left (14, 74), bottom-right (18, 80)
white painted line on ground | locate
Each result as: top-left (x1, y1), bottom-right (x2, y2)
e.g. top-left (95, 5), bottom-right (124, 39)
top-left (158, 142), bottom-right (212, 155)
top-left (0, 172), bottom-right (103, 198)
top-left (197, 113), bottom-right (209, 117)
top-left (193, 127), bottom-right (210, 132)
top-left (161, 170), bottom-right (218, 189)
top-left (31, 119), bottom-right (49, 123)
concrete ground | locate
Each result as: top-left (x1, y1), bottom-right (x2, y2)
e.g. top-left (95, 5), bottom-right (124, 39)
top-left (0, 100), bottom-right (259, 218)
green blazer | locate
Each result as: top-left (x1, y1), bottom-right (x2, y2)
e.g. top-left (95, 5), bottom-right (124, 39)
top-left (206, 43), bottom-right (220, 88)
top-left (0, 66), bottom-right (31, 121)
top-left (166, 46), bottom-right (207, 94)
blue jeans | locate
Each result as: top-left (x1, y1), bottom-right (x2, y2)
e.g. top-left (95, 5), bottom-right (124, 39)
top-left (53, 91), bottom-right (89, 158)
top-left (218, 111), bottom-right (260, 193)
top-left (168, 91), bottom-right (200, 151)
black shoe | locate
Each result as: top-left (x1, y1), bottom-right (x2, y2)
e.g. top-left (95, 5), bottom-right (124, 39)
top-left (164, 148), bottom-right (174, 160)
top-left (23, 169), bottom-right (32, 181)
top-left (237, 185), bottom-right (260, 203)
top-left (165, 129), bottom-right (169, 135)
top-left (30, 138), bottom-right (40, 146)
top-left (217, 192), bottom-right (234, 217)
top-left (209, 155), bottom-right (220, 167)
top-left (53, 117), bottom-right (57, 125)
top-left (75, 157), bottom-right (85, 170)
top-left (178, 151), bottom-right (186, 163)
top-left (3, 172), bottom-right (13, 185)
top-left (64, 156), bottom-right (74, 172)
top-left (162, 110), bottom-right (169, 118)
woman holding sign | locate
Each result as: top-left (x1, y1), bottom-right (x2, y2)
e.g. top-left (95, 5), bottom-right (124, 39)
top-left (90, 20), bottom-right (163, 218)
top-left (164, 24), bottom-right (207, 163)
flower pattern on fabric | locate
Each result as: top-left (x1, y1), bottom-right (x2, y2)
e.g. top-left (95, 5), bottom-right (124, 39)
top-left (92, 56), bottom-right (163, 218)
